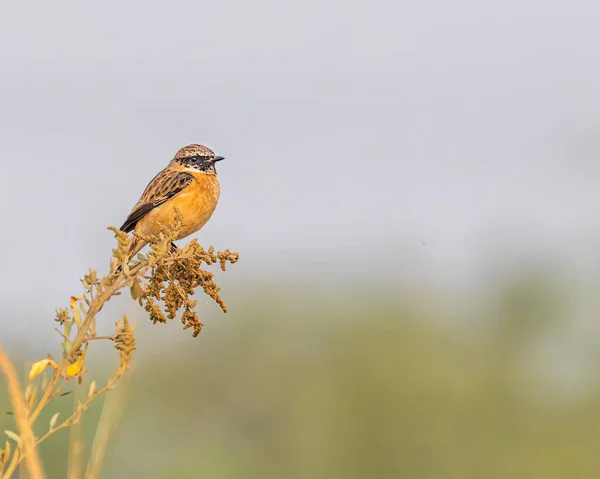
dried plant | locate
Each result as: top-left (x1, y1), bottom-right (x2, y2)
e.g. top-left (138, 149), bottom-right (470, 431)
top-left (0, 211), bottom-right (238, 478)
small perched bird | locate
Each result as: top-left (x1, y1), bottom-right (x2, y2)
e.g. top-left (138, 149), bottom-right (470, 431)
top-left (119, 144), bottom-right (224, 255)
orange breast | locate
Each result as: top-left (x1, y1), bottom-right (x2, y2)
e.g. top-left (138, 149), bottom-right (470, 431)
top-left (135, 173), bottom-right (220, 240)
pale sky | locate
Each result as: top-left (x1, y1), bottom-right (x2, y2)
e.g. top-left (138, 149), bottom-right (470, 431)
top-left (2, 0), bottom-right (600, 337)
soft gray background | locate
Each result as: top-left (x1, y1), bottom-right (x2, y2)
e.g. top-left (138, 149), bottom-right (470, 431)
top-left (1, 0), bottom-right (600, 337)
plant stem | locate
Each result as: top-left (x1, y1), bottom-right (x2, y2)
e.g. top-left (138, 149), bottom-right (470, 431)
top-left (0, 344), bottom-right (45, 479)
top-left (69, 259), bottom-right (151, 359)
top-left (83, 336), bottom-right (115, 343)
top-left (28, 358), bottom-right (65, 424)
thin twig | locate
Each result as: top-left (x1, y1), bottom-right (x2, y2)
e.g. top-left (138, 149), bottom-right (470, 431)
top-left (83, 336), bottom-right (115, 343)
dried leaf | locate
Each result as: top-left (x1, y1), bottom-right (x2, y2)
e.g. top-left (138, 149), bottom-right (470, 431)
top-left (24, 385), bottom-right (31, 402)
top-left (26, 385), bottom-right (37, 410)
top-left (88, 380), bottom-right (96, 399)
top-left (130, 279), bottom-right (143, 300)
top-left (4, 431), bottom-right (20, 445)
top-left (63, 321), bottom-right (72, 339)
top-left (4, 440), bottom-right (10, 460)
top-left (60, 391), bottom-right (73, 397)
top-left (70, 296), bottom-right (84, 327)
top-left (49, 412), bottom-right (59, 429)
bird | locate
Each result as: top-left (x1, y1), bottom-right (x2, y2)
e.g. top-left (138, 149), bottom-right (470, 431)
top-left (119, 144), bottom-right (224, 257)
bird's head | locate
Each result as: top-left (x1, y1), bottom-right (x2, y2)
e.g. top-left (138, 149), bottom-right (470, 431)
top-left (170, 144), bottom-right (224, 175)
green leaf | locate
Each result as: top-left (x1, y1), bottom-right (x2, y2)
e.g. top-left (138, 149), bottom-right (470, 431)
top-left (63, 321), bottom-right (72, 339)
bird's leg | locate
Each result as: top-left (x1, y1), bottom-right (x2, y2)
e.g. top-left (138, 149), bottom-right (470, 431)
top-left (170, 242), bottom-right (180, 254)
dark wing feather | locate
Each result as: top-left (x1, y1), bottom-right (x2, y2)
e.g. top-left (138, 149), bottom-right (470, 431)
top-left (119, 169), bottom-right (194, 232)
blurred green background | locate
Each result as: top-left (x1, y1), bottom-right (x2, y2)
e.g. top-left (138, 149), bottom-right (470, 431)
top-left (4, 269), bottom-right (600, 478)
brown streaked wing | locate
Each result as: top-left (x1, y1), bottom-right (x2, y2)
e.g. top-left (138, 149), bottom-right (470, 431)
top-left (119, 169), bottom-right (194, 233)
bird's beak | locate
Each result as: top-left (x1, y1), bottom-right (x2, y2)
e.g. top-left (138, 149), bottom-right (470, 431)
top-left (213, 156), bottom-right (225, 162)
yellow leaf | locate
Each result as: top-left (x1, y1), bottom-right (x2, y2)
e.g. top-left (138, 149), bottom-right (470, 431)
top-left (28, 359), bottom-right (58, 380)
top-left (66, 344), bottom-right (88, 377)
top-left (70, 296), bottom-right (84, 327)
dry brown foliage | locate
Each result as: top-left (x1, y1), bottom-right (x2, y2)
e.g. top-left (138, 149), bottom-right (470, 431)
top-left (0, 212), bottom-right (238, 478)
